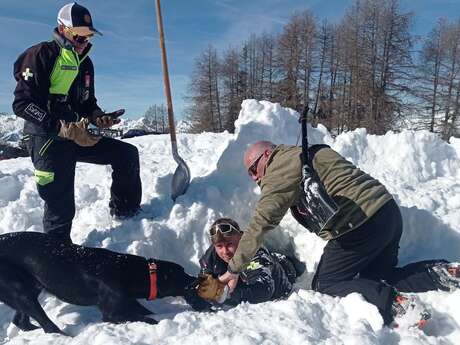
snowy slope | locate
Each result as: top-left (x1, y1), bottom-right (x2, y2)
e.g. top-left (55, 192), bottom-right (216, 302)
top-left (0, 115), bottom-right (23, 145)
top-left (0, 100), bottom-right (459, 344)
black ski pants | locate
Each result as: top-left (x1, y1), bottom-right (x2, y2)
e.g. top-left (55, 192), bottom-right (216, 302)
top-left (311, 199), bottom-right (446, 324)
top-left (27, 135), bottom-right (142, 242)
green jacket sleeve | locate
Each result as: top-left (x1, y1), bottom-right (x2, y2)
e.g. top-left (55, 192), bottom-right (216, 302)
top-left (229, 146), bottom-right (302, 272)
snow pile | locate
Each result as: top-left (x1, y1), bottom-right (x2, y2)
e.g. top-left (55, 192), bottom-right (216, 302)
top-left (113, 117), bottom-right (155, 133)
top-left (0, 115), bottom-right (24, 145)
top-left (0, 99), bottom-right (459, 344)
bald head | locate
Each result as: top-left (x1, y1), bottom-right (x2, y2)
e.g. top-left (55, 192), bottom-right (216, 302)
top-left (243, 141), bottom-right (277, 184)
top-left (243, 141), bottom-right (276, 170)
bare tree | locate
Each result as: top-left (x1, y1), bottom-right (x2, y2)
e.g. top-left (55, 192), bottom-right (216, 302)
top-left (276, 12), bottom-right (304, 110)
top-left (181, 0), bottom-right (460, 140)
top-left (143, 104), bottom-right (168, 133)
top-left (417, 19), bottom-right (448, 133)
top-left (184, 45), bottom-right (222, 132)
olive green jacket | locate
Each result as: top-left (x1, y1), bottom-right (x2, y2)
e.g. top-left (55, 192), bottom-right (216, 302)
top-left (228, 145), bottom-right (393, 273)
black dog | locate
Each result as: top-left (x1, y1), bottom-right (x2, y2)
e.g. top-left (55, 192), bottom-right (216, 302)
top-left (0, 232), bottom-right (196, 335)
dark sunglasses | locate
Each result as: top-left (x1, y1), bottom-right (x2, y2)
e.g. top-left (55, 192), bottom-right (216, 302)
top-left (63, 26), bottom-right (93, 44)
top-left (209, 223), bottom-right (241, 237)
top-left (248, 153), bottom-right (263, 177)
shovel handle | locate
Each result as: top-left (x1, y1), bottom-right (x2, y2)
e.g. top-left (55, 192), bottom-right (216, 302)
top-left (155, 0), bottom-right (177, 153)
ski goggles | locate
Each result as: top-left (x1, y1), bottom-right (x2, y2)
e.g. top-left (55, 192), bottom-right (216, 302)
top-left (209, 223), bottom-right (241, 237)
top-left (63, 26), bottom-right (94, 43)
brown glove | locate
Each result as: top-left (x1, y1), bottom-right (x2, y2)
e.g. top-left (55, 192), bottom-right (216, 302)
top-left (94, 116), bottom-right (120, 128)
top-left (58, 119), bottom-right (101, 147)
top-left (196, 274), bottom-right (228, 302)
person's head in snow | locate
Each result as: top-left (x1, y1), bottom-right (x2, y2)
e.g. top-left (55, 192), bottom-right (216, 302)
top-left (209, 218), bottom-right (243, 263)
top-left (212, 140), bottom-right (460, 329)
top-left (186, 217), bottom-right (299, 310)
top-left (12, 2), bottom-right (142, 243)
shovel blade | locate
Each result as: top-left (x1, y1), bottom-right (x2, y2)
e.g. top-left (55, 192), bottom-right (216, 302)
top-left (171, 158), bottom-right (191, 201)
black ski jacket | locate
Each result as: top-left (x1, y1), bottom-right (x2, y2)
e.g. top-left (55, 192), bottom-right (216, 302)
top-left (200, 246), bottom-right (294, 305)
top-left (12, 29), bottom-right (101, 136)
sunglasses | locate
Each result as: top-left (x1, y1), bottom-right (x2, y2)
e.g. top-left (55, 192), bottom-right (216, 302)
top-left (209, 223), bottom-right (241, 237)
top-left (63, 26), bottom-right (93, 44)
top-left (247, 153), bottom-right (263, 177)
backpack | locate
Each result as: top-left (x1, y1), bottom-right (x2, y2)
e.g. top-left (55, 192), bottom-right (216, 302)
top-left (290, 107), bottom-right (339, 235)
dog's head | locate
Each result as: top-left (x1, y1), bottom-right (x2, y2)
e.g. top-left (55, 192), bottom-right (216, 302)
top-left (155, 260), bottom-right (196, 298)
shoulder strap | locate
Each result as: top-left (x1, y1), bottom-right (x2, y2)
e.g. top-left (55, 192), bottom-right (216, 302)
top-left (300, 106), bottom-right (309, 164)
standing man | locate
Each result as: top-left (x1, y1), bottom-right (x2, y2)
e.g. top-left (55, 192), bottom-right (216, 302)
top-left (210, 141), bottom-right (460, 328)
top-left (12, 3), bottom-right (142, 243)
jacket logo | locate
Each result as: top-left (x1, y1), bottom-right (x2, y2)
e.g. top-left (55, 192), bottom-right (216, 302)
top-left (246, 261), bottom-right (262, 271)
top-left (24, 103), bottom-right (46, 122)
top-left (84, 14), bottom-right (91, 24)
top-left (22, 68), bottom-right (34, 81)
top-left (61, 65), bottom-right (78, 71)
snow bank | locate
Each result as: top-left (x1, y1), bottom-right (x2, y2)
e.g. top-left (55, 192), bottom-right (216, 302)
top-left (0, 115), bottom-right (24, 145)
top-left (0, 100), bottom-right (459, 344)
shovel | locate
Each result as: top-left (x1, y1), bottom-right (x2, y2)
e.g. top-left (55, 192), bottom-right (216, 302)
top-left (155, 0), bottom-right (191, 201)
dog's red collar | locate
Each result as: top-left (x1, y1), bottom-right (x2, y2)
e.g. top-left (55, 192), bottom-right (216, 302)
top-left (147, 261), bottom-right (158, 300)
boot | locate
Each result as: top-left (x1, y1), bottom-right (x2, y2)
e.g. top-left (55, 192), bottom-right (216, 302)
top-left (391, 293), bottom-right (431, 329)
top-left (429, 262), bottom-right (460, 291)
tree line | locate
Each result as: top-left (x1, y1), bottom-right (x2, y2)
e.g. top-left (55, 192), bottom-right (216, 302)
top-left (183, 0), bottom-right (460, 140)
top-left (142, 104), bottom-right (169, 133)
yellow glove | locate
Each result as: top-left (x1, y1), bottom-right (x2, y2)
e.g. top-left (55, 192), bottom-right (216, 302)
top-left (197, 274), bottom-right (228, 303)
top-left (58, 119), bottom-right (101, 147)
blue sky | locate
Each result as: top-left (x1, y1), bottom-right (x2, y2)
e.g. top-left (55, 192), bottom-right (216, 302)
top-left (1, 0), bottom-right (460, 120)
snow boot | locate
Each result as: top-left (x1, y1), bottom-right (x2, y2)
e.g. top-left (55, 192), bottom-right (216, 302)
top-left (429, 262), bottom-right (460, 292)
top-left (391, 293), bottom-right (431, 329)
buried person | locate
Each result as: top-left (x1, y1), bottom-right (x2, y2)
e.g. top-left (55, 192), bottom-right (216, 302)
top-left (186, 218), bottom-right (304, 311)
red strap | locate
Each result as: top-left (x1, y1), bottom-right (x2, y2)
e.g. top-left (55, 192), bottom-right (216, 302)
top-left (148, 261), bottom-right (158, 300)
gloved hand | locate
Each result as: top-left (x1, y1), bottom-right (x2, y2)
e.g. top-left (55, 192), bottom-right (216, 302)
top-left (48, 95), bottom-right (80, 122)
top-left (58, 118), bottom-right (101, 147)
top-left (197, 274), bottom-right (229, 303)
top-left (94, 115), bottom-right (120, 128)
top-left (91, 109), bottom-right (124, 128)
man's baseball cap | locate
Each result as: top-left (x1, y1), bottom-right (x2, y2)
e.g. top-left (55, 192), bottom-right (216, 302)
top-left (57, 2), bottom-right (102, 36)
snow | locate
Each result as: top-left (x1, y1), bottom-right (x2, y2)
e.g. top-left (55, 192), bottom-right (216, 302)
top-left (0, 115), bottom-right (24, 145)
top-left (0, 99), bottom-right (460, 344)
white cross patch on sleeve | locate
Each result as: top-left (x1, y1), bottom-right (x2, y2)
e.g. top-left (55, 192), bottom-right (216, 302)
top-left (22, 68), bottom-right (34, 81)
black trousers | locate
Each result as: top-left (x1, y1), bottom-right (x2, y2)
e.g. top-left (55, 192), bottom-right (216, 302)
top-left (28, 136), bottom-right (142, 242)
top-left (311, 199), bottom-right (446, 324)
